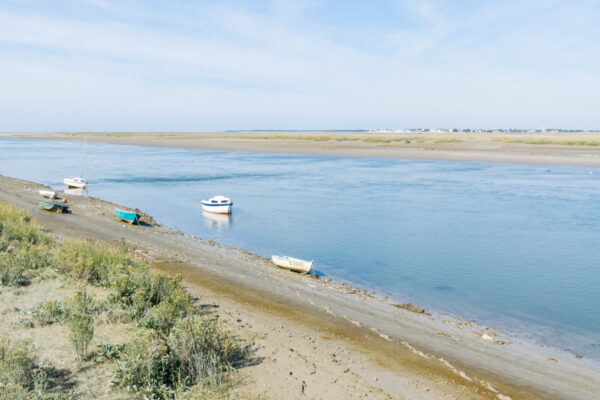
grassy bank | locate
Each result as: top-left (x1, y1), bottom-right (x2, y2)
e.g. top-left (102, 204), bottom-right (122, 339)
top-left (0, 202), bottom-right (251, 399)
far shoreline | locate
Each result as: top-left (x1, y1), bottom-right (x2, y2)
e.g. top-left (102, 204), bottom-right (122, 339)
top-left (3, 131), bottom-right (600, 168)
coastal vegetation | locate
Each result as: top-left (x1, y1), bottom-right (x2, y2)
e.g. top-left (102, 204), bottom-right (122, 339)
top-left (0, 202), bottom-right (250, 399)
top-left (494, 138), bottom-right (600, 146)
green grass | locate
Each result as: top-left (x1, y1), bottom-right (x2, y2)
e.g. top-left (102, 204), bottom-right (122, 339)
top-left (433, 138), bottom-right (463, 143)
top-left (0, 203), bottom-right (54, 287)
top-left (244, 134), bottom-right (332, 141)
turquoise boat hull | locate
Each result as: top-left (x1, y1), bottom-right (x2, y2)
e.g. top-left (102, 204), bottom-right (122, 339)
top-left (115, 208), bottom-right (140, 224)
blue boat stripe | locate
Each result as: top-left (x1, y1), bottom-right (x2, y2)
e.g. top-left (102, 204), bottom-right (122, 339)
top-left (201, 203), bottom-right (233, 206)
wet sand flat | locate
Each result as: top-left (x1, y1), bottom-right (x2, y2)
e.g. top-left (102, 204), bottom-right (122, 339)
top-left (4, 131), bottom-right (600, 167)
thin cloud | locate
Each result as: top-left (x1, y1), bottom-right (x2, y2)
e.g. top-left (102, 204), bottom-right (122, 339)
top-left (0, 0), bottom-right (598, 130)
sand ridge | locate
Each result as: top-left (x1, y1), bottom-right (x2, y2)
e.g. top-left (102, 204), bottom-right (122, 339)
top-left (4, 131), bottom-right (600, 168)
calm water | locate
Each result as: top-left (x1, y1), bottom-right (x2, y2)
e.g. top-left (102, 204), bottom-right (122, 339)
top-left (1, 137), bottom-right (599, 358)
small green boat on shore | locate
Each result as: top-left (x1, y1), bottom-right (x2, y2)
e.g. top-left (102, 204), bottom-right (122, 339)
top-left (115, 208), bottom-right (140, 224)
top-left (39, 201), bottom-right (69, 214)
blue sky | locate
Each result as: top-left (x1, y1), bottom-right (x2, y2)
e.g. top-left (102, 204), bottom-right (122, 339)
top-left (1, 0), bottom-right (599, 131)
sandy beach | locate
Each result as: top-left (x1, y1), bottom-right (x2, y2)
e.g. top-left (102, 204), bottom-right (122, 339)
top-left (3, 131), bottom-right (600, 168)
top-left (1, 174), bottom-right (598, 399)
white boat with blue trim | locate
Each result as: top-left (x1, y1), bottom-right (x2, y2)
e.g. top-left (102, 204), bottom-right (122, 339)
top-left (271, 255), bottom-right (314, 274)
top-left (201, 195), bottom-right (233, 214)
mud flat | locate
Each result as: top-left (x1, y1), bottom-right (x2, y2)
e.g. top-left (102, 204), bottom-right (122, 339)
top-left (1, 174), bottom-right (599, 399)
top-left (4, 131), bottom-right (600, 168)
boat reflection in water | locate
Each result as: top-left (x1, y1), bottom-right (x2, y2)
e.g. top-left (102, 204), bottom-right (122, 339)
top-left (64, 187), bottom-right (88, 197)
top-left (202, 210), bottom-right (231, 229)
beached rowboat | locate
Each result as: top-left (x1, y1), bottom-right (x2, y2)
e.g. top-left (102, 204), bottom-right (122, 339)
top-left (39, 189), bottom-right (57, 199)
top-left (271, 255), bottom-right (313, 274)
top-left (201, 196), bottom-right (233, 214)
top-left (115, 208), bottom-right (140, 224)
top-left (39, 201), bottom-right (69, 214)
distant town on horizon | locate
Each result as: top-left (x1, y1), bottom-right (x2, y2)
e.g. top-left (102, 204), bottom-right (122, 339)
top-left (225, 128), bottom-right (600, 133)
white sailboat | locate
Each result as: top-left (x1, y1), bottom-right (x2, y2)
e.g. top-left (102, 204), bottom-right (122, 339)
top-left (64, 137), bottom-right (88, 188)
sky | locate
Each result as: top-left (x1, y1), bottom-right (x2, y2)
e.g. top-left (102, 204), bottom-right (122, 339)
top-left (0, 0), bottom-right (599, 131)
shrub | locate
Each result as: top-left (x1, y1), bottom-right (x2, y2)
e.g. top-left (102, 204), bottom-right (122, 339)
top-left (56, 239), bottom-right (132, 285)
top-left (140, 286), bottom-right (192, 334)
top-left (110, 268), bottom-right (193, 329)
top-left (14, 318), bottom-right (35, 329)
top-left (30, 301), bottom-right (68, 326)
top-left (95, 343), bottom-right (125, 363)
top-left (0, 252), bottom-right (30, 286)
top-left (112, 333), bottom-right (174, 398)
top-left (67, 287), bottom-right (101, 315)
top-left (69, 312), bottom-right (94, 360)
top-left (113, 317), bottom-right (248, 398)
top-left (167, 317), bottom-right (248, 388)
top-left (0, 339), bottom-right (65, 399)
top-left (0, 203), bottom-right (52, 247)
top-left (0, 245), bottom-right (55, 287)
top-left (0, 339), bottom-right (37, 393)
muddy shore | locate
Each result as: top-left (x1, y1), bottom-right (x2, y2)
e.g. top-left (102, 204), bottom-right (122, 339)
top-left (1, 175), bottom-right (599, 399)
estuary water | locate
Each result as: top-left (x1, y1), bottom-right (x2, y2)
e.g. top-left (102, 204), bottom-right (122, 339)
top-left (1, 137), bottom-right (599, 358)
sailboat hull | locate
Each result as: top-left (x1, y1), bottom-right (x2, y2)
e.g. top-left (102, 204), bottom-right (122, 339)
top-left (63, 178), bottom-right (87, 188)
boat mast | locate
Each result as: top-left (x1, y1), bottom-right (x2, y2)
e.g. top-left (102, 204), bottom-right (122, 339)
top-left (79, 136), bottom-right (87, 178)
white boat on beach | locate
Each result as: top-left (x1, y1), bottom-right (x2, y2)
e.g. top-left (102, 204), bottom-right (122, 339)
top-left (271, 255), bottom-right (314, 274)
top-left (201, 196), bottom-right (233, 214)
top-left (39, 189), bottom-right (57, 199)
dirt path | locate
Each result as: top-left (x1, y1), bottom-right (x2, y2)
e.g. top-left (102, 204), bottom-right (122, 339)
top-left (1, 175), bottom-right (599, 399)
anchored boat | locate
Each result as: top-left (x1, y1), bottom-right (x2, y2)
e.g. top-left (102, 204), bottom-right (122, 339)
top-left (201, 196), bottom-right (233, 214)
top-left (64, 177), bottom-right (87, 189)
top-left (115, 208), bottom-right (141, 224)
top-left (64, 136), bottom-right (88, 188)
top-left (39, 201), bottom-right (69, 214)
top-left (271, 255), bottom-right (314, 274)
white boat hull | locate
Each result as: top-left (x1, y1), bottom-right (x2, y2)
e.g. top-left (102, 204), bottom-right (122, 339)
top-left (201, 204), bottom-right (232, 214)
top-left (271, 256), bottom-right (313, 274)
top-left (63, 178), bottom-right (87, 188)
top-left (201, 203), bottom-right (232, 214)
top-left (39, 190), bottom-right (57, 199)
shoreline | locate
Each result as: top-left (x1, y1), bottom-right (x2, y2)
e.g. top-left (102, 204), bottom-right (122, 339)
top-left (1, 174), bottom-right (599, 399)
top-left (3, 131), bottom-right (600, 168)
